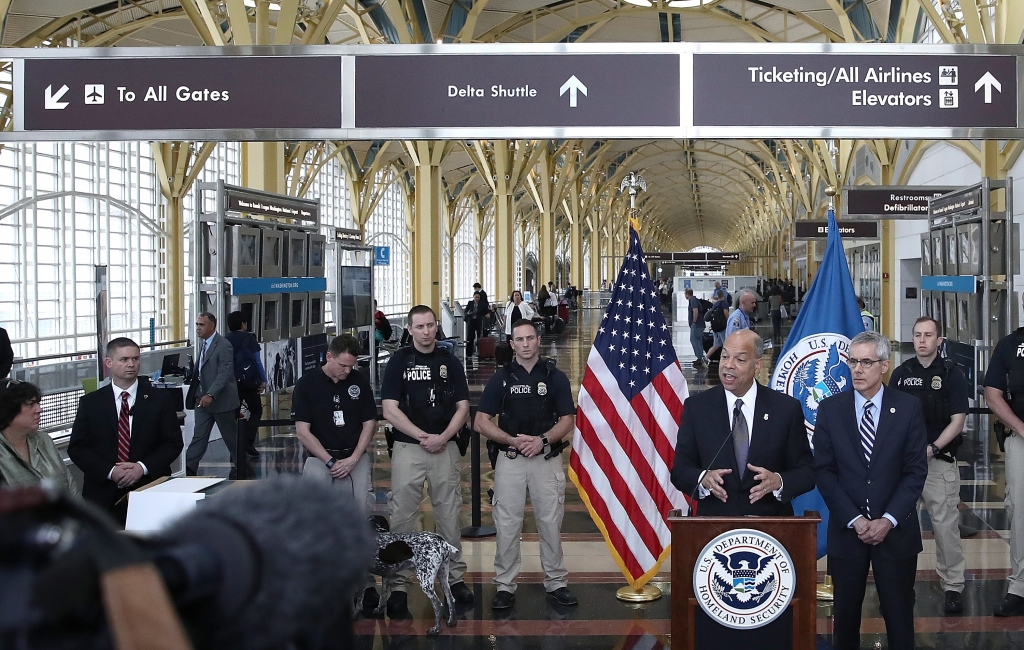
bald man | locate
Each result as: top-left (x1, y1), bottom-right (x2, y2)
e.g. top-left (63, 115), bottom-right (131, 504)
top-left (672, 330), bottom-right (815, 516)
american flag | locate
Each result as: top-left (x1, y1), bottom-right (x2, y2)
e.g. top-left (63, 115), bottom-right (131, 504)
top-left (569, 225), bottom-right (690, 590)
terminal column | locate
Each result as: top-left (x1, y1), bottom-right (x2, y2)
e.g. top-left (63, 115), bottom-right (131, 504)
top-left (406, 141), bottom-right (448, 311)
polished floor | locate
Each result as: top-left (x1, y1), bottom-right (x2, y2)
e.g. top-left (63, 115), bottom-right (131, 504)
top-left (194, 304), bottom-right (1022, 649)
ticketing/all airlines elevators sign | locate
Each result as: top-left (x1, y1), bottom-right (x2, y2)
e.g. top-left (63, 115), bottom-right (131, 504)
top-left (693, 53), bottom-right (1016, 128)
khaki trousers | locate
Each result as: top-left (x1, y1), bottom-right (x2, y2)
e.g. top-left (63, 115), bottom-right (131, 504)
top-left (918, 455), bottom-right (965, 592)
top-left (302, 452), bottom-right (374, 514)
top-left (492, 450), bottom-right (569, 593)
top-left (386, 441), bottom-right (467, 591)
top-left (1006, 434), bottom-right (1024, 597)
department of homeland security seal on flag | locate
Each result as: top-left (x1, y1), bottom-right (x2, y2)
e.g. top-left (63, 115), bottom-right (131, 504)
top-left (693, 529), bottom-right (795, 630)
top-left (771, 334), bottom-right (852, 440)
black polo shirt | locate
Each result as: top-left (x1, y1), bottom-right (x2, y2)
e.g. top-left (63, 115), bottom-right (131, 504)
top-left (292, 366), bottom-right (376, 451)
top-left (477, 359), bottom-right (575, 417)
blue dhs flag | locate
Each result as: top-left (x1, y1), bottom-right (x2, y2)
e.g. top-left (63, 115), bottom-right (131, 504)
top-left (769, 208), bottom-right (864, 558)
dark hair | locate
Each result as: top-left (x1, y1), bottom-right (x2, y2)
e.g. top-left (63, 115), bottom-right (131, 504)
top-left (0, 379), bottom-right (42, 431)
top-left (328, 334), bottom-right (361, 358)
top-left (913, 316), bottom-right (941, 334)
top-left (510, 319), bottom-right (539, 337)
top-left (198, 311), bottom-right (217, 325)
top-left (105, 337), bottom-right (139, 357)
top-left (856, 297), bottom-right (865, 309)
top-left (227, 310), bottom-right (247, 332)
top-left (407, 304), bottom-right (436, 322)
top-left (473, 283), bottom-right (481, 289)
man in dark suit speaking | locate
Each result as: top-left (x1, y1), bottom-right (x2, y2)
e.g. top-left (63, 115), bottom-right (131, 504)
top-left (813, 330), bottom-right (927, 650)
top-left (672, 329), bottom-right (814, 516)
top-left (68, 338), bottom-right (183, 520)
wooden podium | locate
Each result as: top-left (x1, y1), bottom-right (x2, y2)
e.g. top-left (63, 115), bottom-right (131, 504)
top-left (669, 512), bottom-right (820, 650)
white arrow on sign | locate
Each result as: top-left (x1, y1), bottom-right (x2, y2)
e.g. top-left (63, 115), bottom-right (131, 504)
top-left (974, 72), bottom-right (1002, 104)
top-left (45, 84), bottom-right (69, 110)
top-left (559, 75), bottom-right (587, 108)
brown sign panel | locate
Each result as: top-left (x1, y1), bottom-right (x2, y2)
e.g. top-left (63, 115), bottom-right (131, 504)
top-left (795, 221), bottom-right (879, 239)
top-left (355, 54), bottom-right (679, 128)
top-left (694, 54), bottom-right (1017, 128)
top-left (23, 56), bottom-right (342, 131)
top-left (929, 186), bottom-right (983, 218)
top-left (225, 186), bottom-right (319, 223)
top-left (845, 186), bottom-right (959, 218)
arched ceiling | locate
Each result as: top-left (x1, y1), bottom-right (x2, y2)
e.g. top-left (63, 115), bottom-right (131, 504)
top-left (1, 0), bottom-right (982, 252)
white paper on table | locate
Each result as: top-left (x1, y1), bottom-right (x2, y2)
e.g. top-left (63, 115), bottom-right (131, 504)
top-left (141, 477), bottom-right (225, 493)
top-left (125, 492), bottom-right (205, 533)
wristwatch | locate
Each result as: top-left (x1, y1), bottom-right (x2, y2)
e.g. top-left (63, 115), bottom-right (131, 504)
top-left (540, 435), bottom-right (549, 448)
top-left (928, 443), bottom-right (940, 456)
top-left (326, 458), bottom-right (337, 468)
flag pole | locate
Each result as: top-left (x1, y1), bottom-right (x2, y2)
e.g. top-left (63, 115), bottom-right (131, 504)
top-left (612, 171), bottom-right (663, 603)
top-left (816, 140), bottom-right (840, 603)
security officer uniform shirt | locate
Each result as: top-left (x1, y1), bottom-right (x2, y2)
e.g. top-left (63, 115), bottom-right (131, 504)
top-left (291, 366), bottom-right (376, 455)
top-left (477, 359), bottom-right (575, 427)
top-left (381, 346), bottom-right (469, 439)
top-left (890, 356), bottom-right (968, 446)
top-left (985, 328), bottom-right (1024, 419)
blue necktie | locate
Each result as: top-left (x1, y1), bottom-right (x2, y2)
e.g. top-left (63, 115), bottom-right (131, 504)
top-left (860, 402), bottom-right (876, 464)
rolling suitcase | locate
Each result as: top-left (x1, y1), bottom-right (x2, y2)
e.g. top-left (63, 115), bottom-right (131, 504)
top-left (495, 341), bottom-right (514, 364)
top-left (477, 336), bottom-right (496, 359)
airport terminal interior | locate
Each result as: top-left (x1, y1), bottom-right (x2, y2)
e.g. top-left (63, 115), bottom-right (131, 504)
top-left (5, 0), bottom-right (1024, 648)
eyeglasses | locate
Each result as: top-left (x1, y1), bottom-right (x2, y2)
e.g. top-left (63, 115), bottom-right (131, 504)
top-left (846, 358), bottom-right (883, 369)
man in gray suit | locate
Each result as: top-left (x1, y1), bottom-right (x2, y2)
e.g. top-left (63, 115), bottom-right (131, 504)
top-left (185, 312), bottom-right (240, 476)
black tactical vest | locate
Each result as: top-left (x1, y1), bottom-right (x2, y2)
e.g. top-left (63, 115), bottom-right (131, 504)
top-left (398, 347), bottom-right (458, 435)
top-left (893, 358), bottom-right (954, 443)
top-left (499, 359), bottom-right (559, 440)
top-left (1002, 328), bottom-right (1024, 421)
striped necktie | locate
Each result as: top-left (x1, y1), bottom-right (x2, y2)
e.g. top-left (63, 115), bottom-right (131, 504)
top-left (860, 401), bottom-right (876, 464)
top-left (117, 390), bottom-right (131, 463)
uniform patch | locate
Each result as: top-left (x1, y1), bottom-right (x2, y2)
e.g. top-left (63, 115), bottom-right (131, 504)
top-left (537, 382), bottom-right (548, 396)
top-left (439, 365), bottom-right (448, 379)
top-left (931, 375), bottom-right (942, 390)
top-left (348, 384), bottom-right (361, 399)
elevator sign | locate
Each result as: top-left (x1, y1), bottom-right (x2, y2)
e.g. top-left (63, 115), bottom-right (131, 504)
top-left (693, 53), bottom-right (1017, 129)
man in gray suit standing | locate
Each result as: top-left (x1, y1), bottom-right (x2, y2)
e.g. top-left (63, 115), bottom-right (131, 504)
top-left (185, 312), bottom-right (240, 476)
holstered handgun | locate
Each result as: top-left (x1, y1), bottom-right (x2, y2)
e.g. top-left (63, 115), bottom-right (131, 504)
top-left (486, 439), bottom-right (500, 469)
top-left (384, 426), bottom-right (395, 458)
top-left (995, 421), bottom-right (1008, 454)
top-left (455, 426), bottom-right (471, 456)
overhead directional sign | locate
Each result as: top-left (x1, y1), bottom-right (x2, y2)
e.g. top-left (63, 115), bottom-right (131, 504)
top-left (795, 220), bottom-right (878, 239)
top-left (19, 56), bottom-right (341, 132)
top-left (354, 54), bottom-right (679, 128)
top-left (693, 53), bottom-right (1016, 129)
top-left (844, 186), bottom-right (958, 219)
top-left (929, 185), bottom-right (984, 218)
top-left (4, 44), bottom-right (1023, 140)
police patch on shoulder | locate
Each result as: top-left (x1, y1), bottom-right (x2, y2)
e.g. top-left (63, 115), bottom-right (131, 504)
top-left (693, 529), bottom-right (795, 630)
top-left (348, 384), bottom-right (361, 399)
top-left (931, 375), bottom-right (942, 390)
top-left (537, 382), bottom-right (548, 396)
top-left (440, 365), bottom-right (448, 379)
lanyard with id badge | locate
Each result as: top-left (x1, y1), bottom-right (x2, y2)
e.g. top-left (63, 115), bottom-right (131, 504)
top-left (332, 393), bottom-right (346, 428)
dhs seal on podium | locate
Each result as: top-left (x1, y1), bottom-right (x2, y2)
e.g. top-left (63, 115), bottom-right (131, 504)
top-left (693, 529), bottom-right (796, 630)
